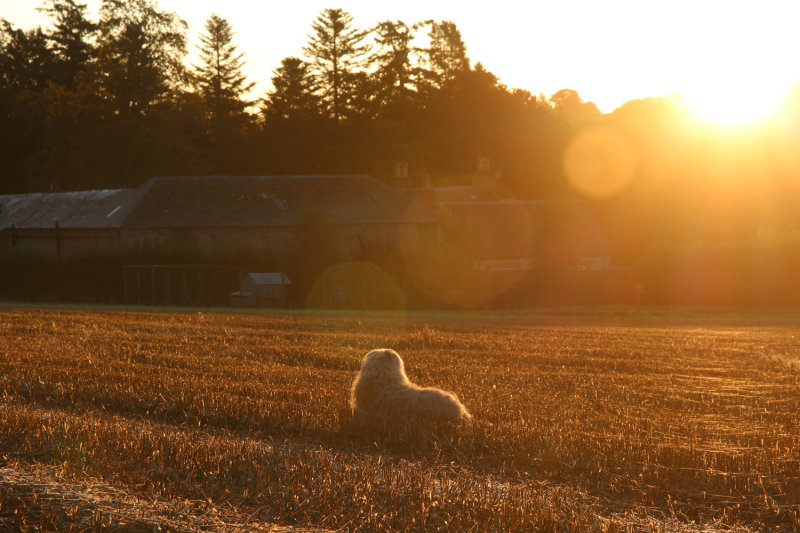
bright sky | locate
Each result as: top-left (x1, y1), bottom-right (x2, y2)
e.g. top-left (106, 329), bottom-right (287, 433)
top-left (3, 0), bottom-right (800, 116)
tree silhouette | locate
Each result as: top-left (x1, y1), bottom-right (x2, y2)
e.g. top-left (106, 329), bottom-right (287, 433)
top-left (39, 0), bottom-right (97, 90)
top-left (423, 20), bottom-right (470, 91)
top-left (264, 56), bottom-right (319, 122)
top-left (549, 88), bottom-right (601, 124)
top-left (0, 22), bottom-right (55, 94)
top-left (303, 8), bottom-right (369, 122)
top-left (0, 21), bottom-right (56, 192)
top-left (371, 20), bottom-right (419, 115)
top-left (193, 13), bottom-right (253, 122)
top-left (95, 0), bottom-right (188, 118)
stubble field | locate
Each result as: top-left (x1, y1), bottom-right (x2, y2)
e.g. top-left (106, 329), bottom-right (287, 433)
top-left (0, 307), bottom-right (799, 531)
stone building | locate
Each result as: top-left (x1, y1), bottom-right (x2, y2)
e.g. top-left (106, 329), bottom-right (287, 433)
top-left (0, 174), bottom-right (623, 307)
top-left (0, 175), bottom-right (438, 261)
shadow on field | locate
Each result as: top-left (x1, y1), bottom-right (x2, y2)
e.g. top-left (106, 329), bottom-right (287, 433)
top-left (336, 408), bottom-right (474, 456)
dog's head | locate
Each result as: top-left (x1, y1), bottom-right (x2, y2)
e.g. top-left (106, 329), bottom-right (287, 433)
top-left (360, 348), bottom-right (406, 380)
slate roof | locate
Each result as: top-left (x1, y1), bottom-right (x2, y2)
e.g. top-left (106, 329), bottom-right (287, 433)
top-left (121, 175), bottom-right (437, 228)
top-left (245, 273), bottom-right (292, 286)
top-left (0, 188), bottom-right (141, 229)
top-left (0, 175), bottom-right (438, 230)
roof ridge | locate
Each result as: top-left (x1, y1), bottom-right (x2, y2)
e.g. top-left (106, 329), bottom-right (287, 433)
top-left (149, 174), bottom-right (374, 180)
top-left (118, 178), bottom-right (157, 228)
top-left (114, 174), bottom-right (439, 229)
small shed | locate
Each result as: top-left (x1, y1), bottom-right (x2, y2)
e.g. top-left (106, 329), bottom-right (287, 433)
top-left (234, 272), bottom-right (292, 308)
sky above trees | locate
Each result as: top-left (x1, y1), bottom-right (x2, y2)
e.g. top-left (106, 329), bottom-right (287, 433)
top-left (5, 0), bottom-right (800, 114)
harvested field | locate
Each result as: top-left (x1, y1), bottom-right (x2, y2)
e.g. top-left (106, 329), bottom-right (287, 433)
top-left (0, 307), bottom-right (799, 531)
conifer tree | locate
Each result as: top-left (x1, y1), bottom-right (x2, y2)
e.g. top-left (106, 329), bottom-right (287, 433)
top-left (95, 0), bottom-right (188, 117)
top-left (424, 20), bottom-right (469, 90)
top-left (0, 22), bottom-right (54, 94)
top-left (39, 0), bottom-right (97, 89)
top-left (264, 56), bottom-right (319, 121)
top-left (303, 8), bottom-right (369, 121)
top-left (371, 20), bottom-right (418, 113)
top-left (193, 13), bottom-right (253, 121)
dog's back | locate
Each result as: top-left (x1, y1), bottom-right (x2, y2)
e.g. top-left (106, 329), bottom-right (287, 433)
top-left (350, 349), bottom-right (471, 423)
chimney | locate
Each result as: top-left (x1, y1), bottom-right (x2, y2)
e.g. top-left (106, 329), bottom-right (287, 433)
top-left (473, 158), bottom-right (497, 197)
top-left (390, 161), bottom-right (411, 189)
top-left (472, 174), bottom-right (493, 197)
top-left (417, 174), bottom-right (435, 207)
top-left (394, 161), bottom-right (408, 179)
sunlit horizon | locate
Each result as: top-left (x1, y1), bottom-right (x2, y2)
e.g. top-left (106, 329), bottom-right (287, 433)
top-left (2, 0), bottom-right (800, 118)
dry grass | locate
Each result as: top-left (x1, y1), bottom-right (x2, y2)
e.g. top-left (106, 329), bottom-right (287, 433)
top-left (0, 307), bottom-right (799, 531)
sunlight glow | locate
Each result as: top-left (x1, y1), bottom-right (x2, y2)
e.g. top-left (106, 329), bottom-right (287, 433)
top-left (680, 71), bottom-right (794, 129)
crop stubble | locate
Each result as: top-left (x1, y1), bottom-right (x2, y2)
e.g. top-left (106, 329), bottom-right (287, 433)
top-left (0, 308), bottom-right (798, 531)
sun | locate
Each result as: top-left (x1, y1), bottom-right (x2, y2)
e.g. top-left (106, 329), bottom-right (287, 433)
top-left (680, 73), bottom-right (792, 129)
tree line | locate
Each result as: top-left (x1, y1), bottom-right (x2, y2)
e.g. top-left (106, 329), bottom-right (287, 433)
top-left (0, 0), bottom-right (587, 196)
top-left (3, 0), bottom-right (800, 274)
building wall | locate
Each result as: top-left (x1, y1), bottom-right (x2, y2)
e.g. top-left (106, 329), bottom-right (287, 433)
top-left (330, 222), bottom-right (436, 259)
top-left (119, 226), bottom-right (300, 257)
top-left (0, 227), bottom-right (119, 258)
top-left (1, 221), bottom-right (437, 263)
top-left (120, 223), bottom-right (436, 261)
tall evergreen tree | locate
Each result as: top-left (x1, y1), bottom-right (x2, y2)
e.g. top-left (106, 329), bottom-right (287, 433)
top-left (303, 8), bottom-right (369, 122)
top-left (371, 20), bottom-right (418, 113)
top-left (264, 56), bottom-right (319, 121)
top-left (0, 21), bottom-right (55, 94)
top-left (0, 22), bottom-right (56, 192)
top-left (424, 20), bottom-right (469, 90)
top-left (29, 1), bottom-right (100, 191)
top-left (95, 0), bottom-right (188, 117)
top-left (39, 0), bottom-right (97, 89)
top-left (193, 13), bottom-right (253, 121)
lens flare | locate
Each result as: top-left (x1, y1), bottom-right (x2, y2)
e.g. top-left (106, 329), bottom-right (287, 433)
top-left (306, 262), bottom-right (406, 310)
top-left (563, 126), bottom-right (635, 199)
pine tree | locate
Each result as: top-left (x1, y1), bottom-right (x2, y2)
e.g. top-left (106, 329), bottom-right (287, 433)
top-left (424, 20), bottom-right (470, 90)
top-left (0, 22), bottom-right (55, 94)
top-left (0, 22), bottom-right (56, 192)
top-left (39, 0), bottom-right (97, 89)
top-left (303, 8), bottom-right (369, 121)
top-left (95, 0), bottom-right (188, 117)
top-left (264, 56), bottom-right (320, 121)
top-left (193, 13), bottom-right (254, 121)
top-left (371, 20), bottom-right (418, 113)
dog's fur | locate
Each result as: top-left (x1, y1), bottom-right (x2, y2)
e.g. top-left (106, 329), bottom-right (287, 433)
top-left (350, 348), bottom-right (471, 423)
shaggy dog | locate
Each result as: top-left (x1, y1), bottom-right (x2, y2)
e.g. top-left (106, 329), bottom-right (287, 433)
top-left (350, 348), bottom-right (472, 423)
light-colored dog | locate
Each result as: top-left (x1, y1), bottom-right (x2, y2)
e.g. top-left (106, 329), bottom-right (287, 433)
top-left (350, 348), bottom-right (472, 423)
